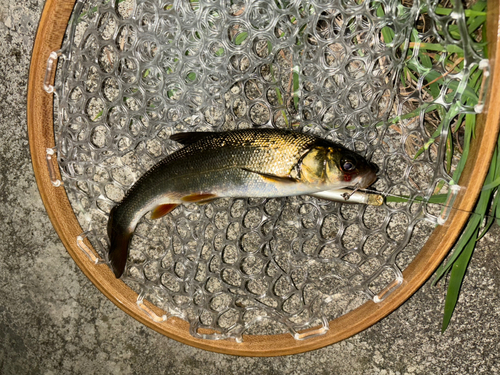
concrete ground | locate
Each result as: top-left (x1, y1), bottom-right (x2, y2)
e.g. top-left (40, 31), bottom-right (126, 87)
top-left (1, 0), bottom-right (500, 373)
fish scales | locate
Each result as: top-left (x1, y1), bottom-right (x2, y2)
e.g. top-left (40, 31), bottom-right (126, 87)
top-left (140, 129), bottom-right (317, 181)
top-left (121, 130), bottom-right (319, 209)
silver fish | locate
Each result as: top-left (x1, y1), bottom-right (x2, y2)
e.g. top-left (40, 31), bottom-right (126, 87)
top-left (108, 129), bottom-right (378, 277)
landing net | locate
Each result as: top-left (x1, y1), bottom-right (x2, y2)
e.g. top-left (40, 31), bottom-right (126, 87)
top-left (53, 0), bottom-right (485, 340)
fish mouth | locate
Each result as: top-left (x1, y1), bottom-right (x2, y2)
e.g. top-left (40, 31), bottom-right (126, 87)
top-left (358, 167), bottom-right (378, 189)
top-left (370, 161), bottom-right (380, 174)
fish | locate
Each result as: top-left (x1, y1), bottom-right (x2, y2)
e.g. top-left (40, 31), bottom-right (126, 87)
top-left (107, 128), bottom-right (378, 278)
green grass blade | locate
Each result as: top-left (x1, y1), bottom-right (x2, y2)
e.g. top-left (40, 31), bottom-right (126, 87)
top-left (478, 192), bottom-right (500, 240)
top-left (413, 122), bottom-right (443, 160)
top-left (434, 7), bottom-right (486, 17)
top-left (385, 194), bottom-right (449, 204)
top-left (482, 176), bottom-right (500, 191)
top-left (387, 103), bottom-right (440, 125)
top-left (376, 5), bottom-right (394, 43)
top-left (292, 66), bottom-right (300, 111)
top-left (435, 143), bottom-right (497, 283)
top-left (234, 32), bottom-right (248, 45)
top-left (93, 110), bottom-right (104, 121)
top-left (471, 0), bottom-right (487, 11)
top-left (468, 15), bottom-right (486, 34)
top-left (450, 114), bottom-right (474, 184)
top-left (441, 226), bottom-right (479, 332)
top-left (433, 215), bottom-right (480, 283)
top-left (446, 130), bottom-right (453, 172)
top-left (496, 194), bottom-right (500, 226)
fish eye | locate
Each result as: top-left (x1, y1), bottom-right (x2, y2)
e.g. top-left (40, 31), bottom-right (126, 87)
top-left (341, 159), bottom-right (356, 172)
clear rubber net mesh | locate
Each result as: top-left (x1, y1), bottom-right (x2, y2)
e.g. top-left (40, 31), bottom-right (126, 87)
top-left (54, 0), bottom-right (484, 340)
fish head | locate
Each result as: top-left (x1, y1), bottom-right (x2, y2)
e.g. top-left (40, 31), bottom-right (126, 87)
top-left (299, 146), bottom-right (378, 189)
top-left (325, 147), bottom-right (378, 189)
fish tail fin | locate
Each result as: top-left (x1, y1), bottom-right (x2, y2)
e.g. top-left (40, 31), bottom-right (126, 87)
top-left (107, 206), bottom-right (133, 278)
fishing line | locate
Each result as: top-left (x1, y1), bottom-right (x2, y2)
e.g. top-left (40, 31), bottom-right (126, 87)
top-left (359, 187), bottom-right (498, 220)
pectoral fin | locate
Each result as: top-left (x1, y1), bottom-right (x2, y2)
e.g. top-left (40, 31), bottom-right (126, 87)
top-left (242, 168), bottom-right (298, 184)
top-left (181, 193), bottom-right (218, 203)
top-left (150, 204), bottom-right (178, 220)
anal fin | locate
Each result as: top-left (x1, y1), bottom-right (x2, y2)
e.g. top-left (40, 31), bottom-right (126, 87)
top-left (150, 204), bottom-right (178, 220)
top-left (195, 197), bottom-right (218, 205)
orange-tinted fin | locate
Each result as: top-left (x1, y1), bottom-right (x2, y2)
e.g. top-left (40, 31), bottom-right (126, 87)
top-left (242, 168), bottom-right (297, 184)
top-left (150, 204), bottom-right (178, 220)
top-left (181, 193), bottom-right (218, 203)
top-left (196, 198), bottom-right (218, 205)
top-left (170, 132), bottom-right (219, 145)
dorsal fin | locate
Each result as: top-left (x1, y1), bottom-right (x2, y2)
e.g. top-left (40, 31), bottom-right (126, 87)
top-left (170, 132), bottom-right (218, 145)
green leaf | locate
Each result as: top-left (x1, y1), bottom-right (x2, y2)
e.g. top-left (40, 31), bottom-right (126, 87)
top-left (215, 47), bottom-right (224, 57)
top-left (468, 65), bottom-right (481, 88)
top-left (434, 6), bottom-right (486, 17)
top-left (445, 138), bottom-right (456, 172)
top-left (386, 103), bottom-right (441, 126)
top-left (93, 110), bottom-right (104, 121)
top-left (275, 86), bottom-right (283, 105)
top-left (495, 194), bottom-right (500, 227)
top-left (189, 0), bottom-right (199, 11)
top-left (478, 192), bottom-right (500, 240)
top-left (167, 89), bottom-right (179, 99)
top-left (482, 176), bottom-right (500, 191)
top-left (380, 26), bottom-right (395, 44)
top-left (450, 114), bottom-right (474, 184)
top-left (376, 5), bottom-right (394, 43)
top-left (411, 42), bottom-right (464, 54)
top-left (298, 23), bottom-right (307, 36)
top-left (234, 32), bottom-right (248, 45)
top-left (413, 121), bottom-right (443, 160)
top-left (468, 16), bottom-right (486, 34)
top-left (385, 194), bottom-right (448, 204)
top-left (435, 143), bottom-right (496, 283)
top-left (292, 66), bottom-right (300, 111)
top-left (471, 0), bottom-right (487, 11)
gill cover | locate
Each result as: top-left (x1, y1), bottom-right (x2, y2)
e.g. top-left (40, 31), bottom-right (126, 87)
top-left (298, 146), bottom-right (365, 186)
top-left (298, 147), bottom-right (328, 184)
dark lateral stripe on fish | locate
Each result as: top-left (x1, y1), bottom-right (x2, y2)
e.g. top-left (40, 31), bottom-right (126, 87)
top-left (151, 204), bottom-right (178, 220)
